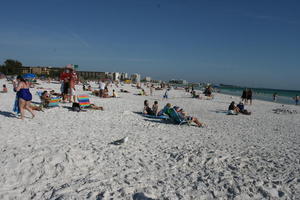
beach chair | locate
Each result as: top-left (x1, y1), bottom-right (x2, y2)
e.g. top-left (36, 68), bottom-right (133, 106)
top-left (166, 108), bottom-right (190, 125)
top-left (77, 95), bottom-right (91, 108)
top-left (48, 96), bottom-right (61, 107)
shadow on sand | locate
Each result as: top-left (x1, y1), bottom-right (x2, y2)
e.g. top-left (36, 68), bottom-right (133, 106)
top-left (0, 111), bottom-right (18, 118)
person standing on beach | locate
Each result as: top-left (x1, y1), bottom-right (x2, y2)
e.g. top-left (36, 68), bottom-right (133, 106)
top-left (273, 93), bottom-right (278, 102)
top-left (246, 89), bottom-right (253, 105)
top-left (294, 95), bottom-right (299, 105)
top-left (99, 79), bottom-right (105, 97)
top-left (69, 74), bottom-right (76, 102)
top-left (13, 75), bottom-right (35, 119)
top-left (163, 88), bottom-right (169, 99)
top-left (241, 89), bottom-right (247, 103)
top-left (150, 84), bottom-right (154, 96)
top-left (60, 68), bottom-right (71, 102)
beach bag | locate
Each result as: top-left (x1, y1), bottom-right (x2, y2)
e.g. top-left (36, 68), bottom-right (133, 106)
top-left (72, 102), bottom-right (81, 112)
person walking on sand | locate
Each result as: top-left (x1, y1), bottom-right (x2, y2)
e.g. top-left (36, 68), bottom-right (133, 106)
top-left (163, 88), bottom-right (169, 99)
top-left (13, 75), bottom-right (35, 119)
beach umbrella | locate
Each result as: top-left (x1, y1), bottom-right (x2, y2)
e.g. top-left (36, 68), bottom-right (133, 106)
top-left (22, 73), bottom-right (36, 79)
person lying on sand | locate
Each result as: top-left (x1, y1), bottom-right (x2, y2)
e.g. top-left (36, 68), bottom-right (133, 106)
top-left (120, 89), bottom-right (130, 93)
top-left (228, 101), bottom-right (240, 115)
top-left (89, 104), bottom-right (104, 110)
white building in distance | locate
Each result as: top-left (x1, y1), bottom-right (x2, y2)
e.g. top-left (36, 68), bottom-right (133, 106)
top-left (120, 72), bottom-right (128, 80)
top-left (144, 76), bottom-right (151, 82)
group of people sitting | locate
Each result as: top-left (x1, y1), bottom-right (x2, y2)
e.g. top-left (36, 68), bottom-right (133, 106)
top-left (92, 87), bottom-right (118, 98)
top-left (228, 101), bottom-right (251, 115)
top-left (143, 100), bottom-right (205, 127)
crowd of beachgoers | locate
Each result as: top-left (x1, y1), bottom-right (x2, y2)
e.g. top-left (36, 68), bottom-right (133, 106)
top-left (0, 69), bottom-right (300, 199)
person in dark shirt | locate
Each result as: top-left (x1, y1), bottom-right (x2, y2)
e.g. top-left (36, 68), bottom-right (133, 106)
top-left (143, 100), bottom-right (155, 115)
top-left (246, 89), bottom-right (253, 105)
top-left (228, 101), bottom-right (240, 115)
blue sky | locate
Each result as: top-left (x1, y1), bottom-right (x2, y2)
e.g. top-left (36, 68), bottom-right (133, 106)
top-left (0, 0), bottom-right (299, 90)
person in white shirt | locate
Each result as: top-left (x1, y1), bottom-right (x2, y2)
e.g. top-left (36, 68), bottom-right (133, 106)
top-left (99, 80), bottom-right (106, 97)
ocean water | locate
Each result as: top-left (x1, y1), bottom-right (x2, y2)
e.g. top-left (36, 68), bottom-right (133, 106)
top-left (218, 86), bottom-right (299, 105)
top-left (171, 84), bottom-right (299, 105)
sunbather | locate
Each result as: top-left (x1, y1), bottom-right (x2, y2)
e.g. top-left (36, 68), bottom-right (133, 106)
top-left (112, 89), bottom-right (118, 98)
top-left (143, 100), bottom-right (155, 115)
top-left (173, 106), bottom-right (205, 127)
top-left (237, 102), bottom-right (251, 115)
top-left (228, 101), bottom-right (240, 115)
top-left (41, 91), bottom-right (51, 108)
top-left (152, 101), bottom-right (159, 115)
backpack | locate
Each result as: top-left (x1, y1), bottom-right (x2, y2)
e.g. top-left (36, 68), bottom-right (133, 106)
top-left (72, 102), bottom-right (81, 112)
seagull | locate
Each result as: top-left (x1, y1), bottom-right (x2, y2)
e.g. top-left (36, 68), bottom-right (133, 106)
top-left (109, 137), bottom-right (128, 145)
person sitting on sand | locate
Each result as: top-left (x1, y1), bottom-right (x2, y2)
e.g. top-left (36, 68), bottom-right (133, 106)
top-left (152, 101), bottom-right (159, 115)
top-left (139, 89), bottom-right (147, 96)
top-left (41, 91), bottom-right (51, 108)
top-left (2, 84), bottom-right (8, 93)
top-left (112, 89), bottom-right (118, 98)
top-left (49, 90), bottom-right (61, 96)
top-left (191, 90), bottom-right (200, 98)
top-left (88, 85), bottom-right (92, 91)
top-left (143, 100), bottom-right (155, 115)
top-left (158, 103), bottom-right (172, 116)
top-left (237, 102), bottom-right (251, 115)
top-left (173, 106), bottom-right (205, 127)
top-left (228, 101), bottom-right (240, 115)
top-left (103, 86), bottom-right (109, 98)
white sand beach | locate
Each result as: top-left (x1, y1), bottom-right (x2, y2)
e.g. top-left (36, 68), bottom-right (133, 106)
top-left (0, 79), bottom-right (299, 199)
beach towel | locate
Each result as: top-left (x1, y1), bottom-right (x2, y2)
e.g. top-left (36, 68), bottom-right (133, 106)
top-left (48, 96), bottom-right (61, 107)
top-left (143, 114), bottom-right (169, 120)
top-left (13, 96), bottom-right (20, 114)
top-left (77, 95), bottom-right (91, 108)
